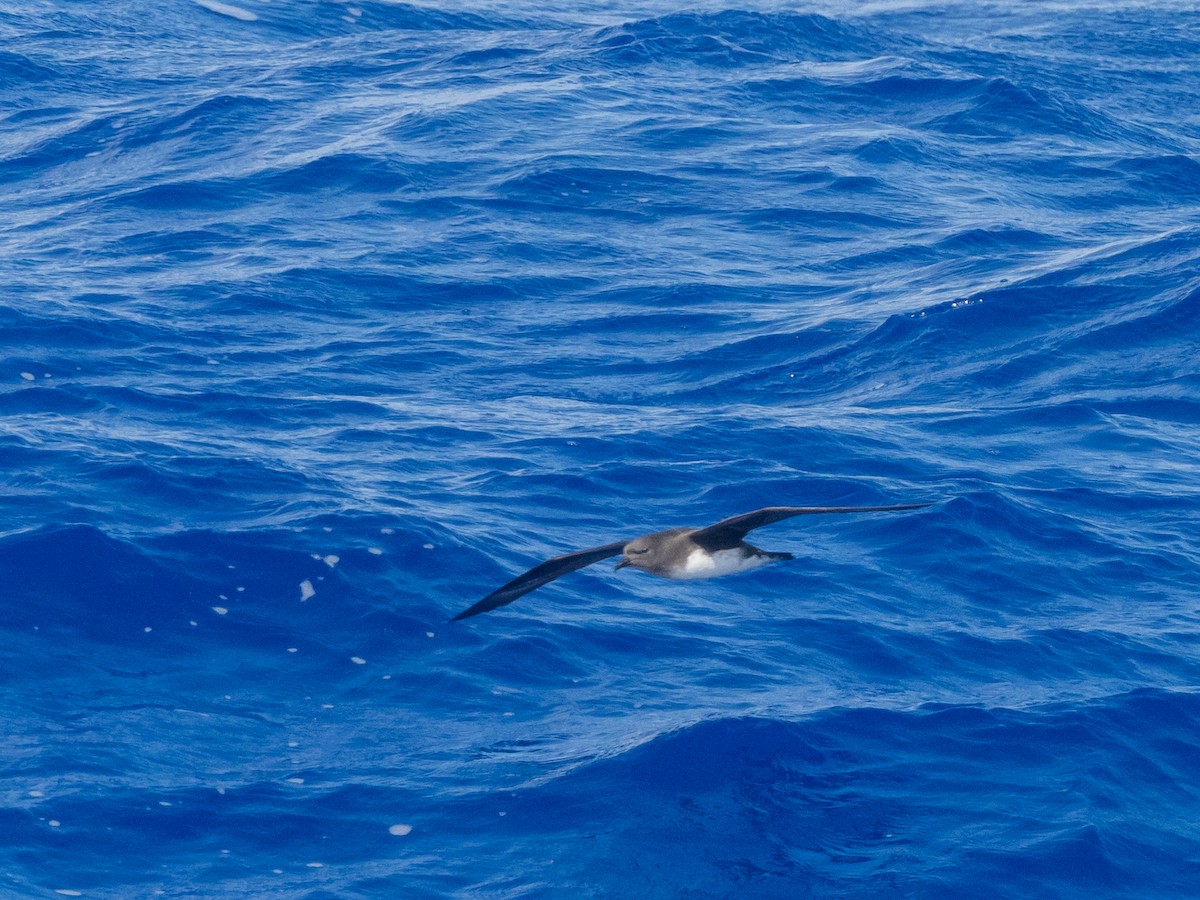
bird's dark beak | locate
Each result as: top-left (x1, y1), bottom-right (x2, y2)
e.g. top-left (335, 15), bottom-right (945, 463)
top-left (614, 557), bottom-right (629, 570)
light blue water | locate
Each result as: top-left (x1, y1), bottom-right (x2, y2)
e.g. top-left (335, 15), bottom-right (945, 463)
top-left (3, 2), bottom-right (1200, 897)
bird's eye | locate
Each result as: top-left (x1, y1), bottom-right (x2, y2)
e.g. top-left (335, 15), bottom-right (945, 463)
top-left (627, 547), bottom-right (649, 555)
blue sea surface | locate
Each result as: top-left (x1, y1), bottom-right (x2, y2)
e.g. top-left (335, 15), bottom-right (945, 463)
top-left (4, 1), bottom-right (1200, 897)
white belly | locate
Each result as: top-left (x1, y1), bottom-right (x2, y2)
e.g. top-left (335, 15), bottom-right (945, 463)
top-left (675, 548), bottom-right (766, 580)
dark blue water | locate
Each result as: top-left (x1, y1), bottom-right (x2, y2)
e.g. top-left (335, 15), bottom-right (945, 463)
top-left (4, 2), bottom-right (1200, 897)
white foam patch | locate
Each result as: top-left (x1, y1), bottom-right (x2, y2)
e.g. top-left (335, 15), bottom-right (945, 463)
top-left (194, 0), bottom-right (258, 21)
top-left (388, 823), bottom-right (412, 836)
top-left (323, 555), bottom-right (339, 568)
top-left (212, 606), bottom-right (228, 616)
top-left (299, 580), bottom-right (315, 601)
top-left (368, 546), bottom-right (383, 555)
top-left (20, 372), bottom-right (35, 381)
top-left (351, 656), bottom-right (366, 665)
top-left (54, 892), bottom-right (82, 897)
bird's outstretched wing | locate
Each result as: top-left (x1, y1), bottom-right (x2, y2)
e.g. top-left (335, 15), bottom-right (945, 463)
top-left (452, 541), bottom-right (627, 621)
top-left (690, 503), bottom-right (931, 549)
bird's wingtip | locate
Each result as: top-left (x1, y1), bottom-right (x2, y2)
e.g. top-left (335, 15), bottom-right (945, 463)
top-left (449, 603), bottom-right (485, 622)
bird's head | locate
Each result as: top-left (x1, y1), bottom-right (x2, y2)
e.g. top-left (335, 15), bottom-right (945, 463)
top-left (615, 536), bottom-right (658, 572)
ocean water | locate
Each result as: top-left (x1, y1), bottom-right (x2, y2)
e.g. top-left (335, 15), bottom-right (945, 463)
top-left (3, 1), bottom-right (1200, 897)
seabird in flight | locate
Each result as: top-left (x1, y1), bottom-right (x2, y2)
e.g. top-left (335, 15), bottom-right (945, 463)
top-left (452, 502), bottom-right (931, 621)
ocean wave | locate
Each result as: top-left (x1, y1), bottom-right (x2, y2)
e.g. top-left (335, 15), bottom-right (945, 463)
top-left (441, 691), bottom-right (1200, 896)
top-left (593, 11), bottom-right (880, 67)
top-left (5, 2), bottom-right (1200, 896)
